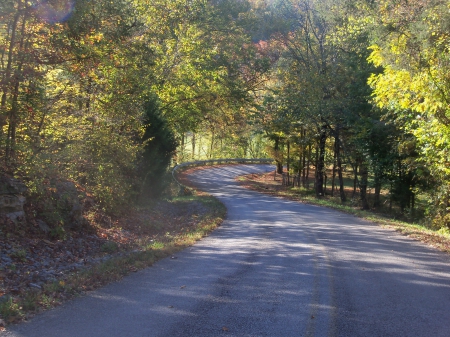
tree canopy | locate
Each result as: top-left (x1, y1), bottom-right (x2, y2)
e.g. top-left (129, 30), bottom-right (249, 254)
top-left (2, 0), bottom-right (450, 227)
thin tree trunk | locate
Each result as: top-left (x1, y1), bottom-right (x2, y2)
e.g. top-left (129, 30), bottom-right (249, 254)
top-left (336, 136), bottom-right (346, 202)
top-left (306, 144), bottom-right (311, 188)
top-left (302, 137), bottom-right (307, 187)
top-left (180, 133), bottom-right (185, 161)
top-left (314, 144), bottom-right (319, 192)
top-left (398, 159), bottom-right (405, 212)
top-left (302, 151), bottom-right (306, 187)
top-left (352, 163), bottom-right (358, 198)
top-left (209, 130), bottom-right (214, 159)
top-left (359, 162), bottom-right (370, 210)
top-left (297, 131), bottom-right (302, 187)
top-left (1, 0), bottom-right (22, 131)
top-left (315, 125), bottom-right (326, 197)
top-left (274, 137), bottom-right (283, 174)
top-left (298, 143), bottom-right (303, 187)
top-left (373, 177), bottom-right (381, 208)
top-left (6, 9), bottom-right (27, 164)
top-left (331, 137), bottom-right (337, 196)
top-left (286, 139), bottom-right (290, 185)
top-left (86, 83), bottom-right (91, 111)
top-left (191, 133), bottom-right (195, 160)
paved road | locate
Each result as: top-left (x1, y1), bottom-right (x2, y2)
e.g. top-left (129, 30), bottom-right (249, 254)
top-left (2, 164), bottom-right (450, 336)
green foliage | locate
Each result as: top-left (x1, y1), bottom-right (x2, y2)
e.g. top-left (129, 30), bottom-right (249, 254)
top-left (139, 96), bottom-right (178, 198)
top-left (0, 0), bottom-right (269, 218)
top-left (366, 0), bottom-right (450, 226)
top-left (0, 297), bottom-right (24, 323)
top-left (3, 0), bottom-right (450, 228)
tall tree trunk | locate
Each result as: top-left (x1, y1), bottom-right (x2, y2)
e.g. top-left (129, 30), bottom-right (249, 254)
top-left (191, 133), bottom-right (195, 160)
top-left (1, 1), bottom-right (22, 132)
top-left (298, 143), bottom-right (303, 187)
top-left (336, 135), bottom-right (346, 202)
top-left (359, 162), bottom-right (370, 210)
top-left (398, 159), bottom-right (405, 213)
top-left (352, 163), bottom-right (358, 198)
top-left (6, 9), bottom-right (27, 164)
top-left (314, 143), bottom-right (319, 192)
top-left (274, 137), bottom-right (283, 174)
top-left (179, 133), bottom-right (185, 162)
top-left (286, 139), bottom-right (290, 185)
top-left (301, 131), bottom-right (306, 187)
top-left (85, 78), bottom-right (92, 112)
top-left (373, 176), bottom-right (381, 208)
top-left (297, 131), bottom-right (302, 187)
top-left (331, 137), bottom-right (337, 197)
top-left (306, 144), bottom-right (311, 188)
top-left (315, 125), bottom-right (326, 197)
top-left (302, 149), bottom-right (306, 187)
top-left (209, 130), bottom-right (214, 159)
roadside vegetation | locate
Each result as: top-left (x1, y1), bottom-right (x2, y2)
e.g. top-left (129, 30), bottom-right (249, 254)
top-left (2, 0), bottom-right (450, 329)
top-left (238, 170), bottom-right (450, 254)
top-left (0, 179), bottom-right (226, 326)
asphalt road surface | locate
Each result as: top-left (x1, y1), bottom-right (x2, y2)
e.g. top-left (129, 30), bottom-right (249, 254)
top-left (2, 164), bottom-right (450, 337)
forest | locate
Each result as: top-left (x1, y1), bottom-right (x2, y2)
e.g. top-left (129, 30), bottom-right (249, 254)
top-left (1, 0), bottom-right (450, 229)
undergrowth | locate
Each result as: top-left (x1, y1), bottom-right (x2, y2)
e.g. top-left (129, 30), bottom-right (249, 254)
top-left (0, 194), bottom-right (226, 325)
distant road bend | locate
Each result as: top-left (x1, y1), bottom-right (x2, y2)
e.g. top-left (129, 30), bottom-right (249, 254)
top-left (3, 164), bottom-right (450, 336)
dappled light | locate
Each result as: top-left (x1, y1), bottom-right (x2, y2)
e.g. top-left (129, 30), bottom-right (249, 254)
top-left (2, 0), bottom-right (450, 332)
top-left (6, 165), bottom-right (450, 336)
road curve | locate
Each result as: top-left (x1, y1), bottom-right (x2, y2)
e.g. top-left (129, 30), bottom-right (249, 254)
top-left (2, 164), bottom-right (450, 336)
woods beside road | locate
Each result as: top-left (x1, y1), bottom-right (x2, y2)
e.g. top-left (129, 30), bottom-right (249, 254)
top-left (3, 0), bottom-right (450, 332)
top-left (2, 164), bottom-right (450, 337)
top-left (2, 0), bottom-right (450, 243)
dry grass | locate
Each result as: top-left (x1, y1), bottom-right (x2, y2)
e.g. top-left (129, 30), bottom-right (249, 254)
top-left (0, 193), bottom-right (226, 326)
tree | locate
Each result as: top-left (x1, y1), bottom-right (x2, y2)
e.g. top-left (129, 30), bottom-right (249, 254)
top-left (258, 0), bottom-right (376, 203)
top-left (139, 96), bottom-right (178, 198)
top-left (367, 0), bottom-right (450, 224)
